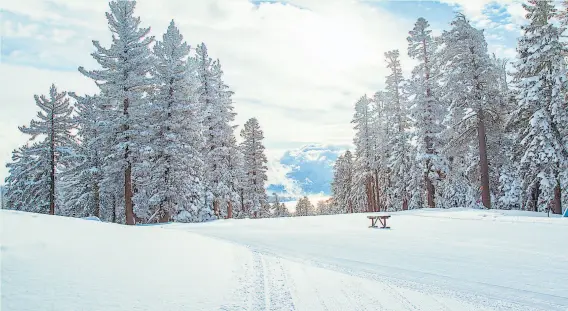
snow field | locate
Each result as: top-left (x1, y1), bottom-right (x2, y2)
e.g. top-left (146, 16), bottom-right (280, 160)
top-left (2, 208), bottom-right (568, 310)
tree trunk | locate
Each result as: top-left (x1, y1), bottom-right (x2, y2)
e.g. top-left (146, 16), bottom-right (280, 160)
top-left (402, 197), bottom-right (408, 211)
top-left (422, 37), bottom-right (436, 209)
top-left (553, 181), bottom-right (562, 215)
top-left (213, 200), bottom-right (220, 218)
top-left (531, 182), bottom-right (540, 212)
top-left (227, 201), bottom-right (233, 219)
top-left (94, 182), bottom-right (100, 218)
top-left (158, 210), bottom-right (170, 223)
top-left (365, 179), bottom-right (373, 212)
top-left (477, 109), bottom-right (491, 209)
top-left (125, 163), bottom-right (135, 225)
top-left (49, 115), bottom-right (56, 215)
top-left (112, 194), bottom-right (117, 223)
top-left (373, 170), bottom-right (381, 212)
top-left (123, 96), bottom-right (135, 225)
top-left (425, 159), bottom-right (435, 208)
top-left (49, 145), bottom-right (55, 215)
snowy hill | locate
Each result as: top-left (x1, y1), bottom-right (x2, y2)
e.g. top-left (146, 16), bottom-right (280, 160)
top-left (2, 209), bottom-right (568, 310)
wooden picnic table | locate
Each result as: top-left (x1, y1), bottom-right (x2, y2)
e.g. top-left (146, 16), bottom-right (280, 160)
top-left (368, 215), bottom-right (391, 229)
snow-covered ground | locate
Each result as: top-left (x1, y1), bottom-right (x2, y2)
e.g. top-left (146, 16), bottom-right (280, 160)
top-left (2, 208), bottom-right (567, 310)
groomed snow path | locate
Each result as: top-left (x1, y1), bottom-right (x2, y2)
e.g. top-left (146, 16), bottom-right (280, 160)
top-left (2, 209), bottom-right (568, 311)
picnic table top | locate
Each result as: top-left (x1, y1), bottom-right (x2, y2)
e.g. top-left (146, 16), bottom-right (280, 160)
top-left (367, 215), bottom-right (391, 219)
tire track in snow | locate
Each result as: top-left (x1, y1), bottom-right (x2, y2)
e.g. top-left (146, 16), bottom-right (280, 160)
top-left (262, 256), bottom-right (296, 311)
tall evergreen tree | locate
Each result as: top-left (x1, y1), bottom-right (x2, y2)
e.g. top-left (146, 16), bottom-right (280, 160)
top-left (331, 151), bottom-right (354, 213)
top-left (439, 14), bottom-right (503, 209)
top-left (196, 43), bottom-right (240, 218)
top-left (240, 118), bottom-right (268, 218)
top-left (384, 50), bottom-right (413, 211)
top-left (134, 20), bottom-right (208, 223)
top-left (79, 0), bottom-right (154, 224)
top-left (511, 0), bottom-right (568, 213)
top-left (351, 95), bottom-right (375, 212)
top-left (295, 196), bottom-right (315, 217)
top-left (60, 93), bottom-right (104, 218)
top-left (407, 18), bottom-right (446, 208)
top-left (5, 85), bottom-right (73, 214)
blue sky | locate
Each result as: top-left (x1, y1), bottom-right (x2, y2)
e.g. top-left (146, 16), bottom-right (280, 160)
top-left (0, 0), bottom-right (530, 190)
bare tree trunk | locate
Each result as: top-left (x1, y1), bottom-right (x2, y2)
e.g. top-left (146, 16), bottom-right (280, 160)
top-left (477, 109), bottom-right (491, 209)
top-left (553, 181), bottom-right (562, 215)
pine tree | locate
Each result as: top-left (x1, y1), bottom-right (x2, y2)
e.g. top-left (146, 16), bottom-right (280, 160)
top-left (511, 0), bottom-right (568, 213)
top-left (384, 50), bottom-right (413, 211)
top-left (79, 0), bottom-right (154, 224)
top-left (295, 196), bottom-right (314, 217)
top-left (331, 151), bottom-right (354, 213)
top-left (240, 118), bottom-right (268, 218)
top-left (370, 91), bottom-right (390, 212)
top-left (59, 93), bottom-right (104, 218)
top-left (407, 18), bottom-right (446, 208)
top-left (438, 14), bottom-right (503, 209)
top-left (351, 95), bottom-right (375, 212)
top-left (133, 20), bottom-right (208, 223)
top-left (196, 43), bottom-right (240, 218)
top-left (5, 85), bottom-right (73, 214)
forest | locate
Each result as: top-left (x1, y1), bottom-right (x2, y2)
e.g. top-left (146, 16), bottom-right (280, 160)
top-left (331, 0), bottom-right (568, 215)
top-left (3, 1), bottom-right (273, 224)
top-left (3, 0), bottom-right (568, 222)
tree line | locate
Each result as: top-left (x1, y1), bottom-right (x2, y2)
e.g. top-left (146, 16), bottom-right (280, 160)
top-left (3, 1), bottom-right (273, 224)
top-left (332, 1), bottom-right (568, 215)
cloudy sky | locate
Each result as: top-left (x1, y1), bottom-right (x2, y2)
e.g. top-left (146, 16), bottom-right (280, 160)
top-left (1, 0), bottom-right (528, 186)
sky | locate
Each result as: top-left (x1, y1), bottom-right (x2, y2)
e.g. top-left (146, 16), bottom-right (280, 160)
top-left (0, 0), bottom-right (531, 188)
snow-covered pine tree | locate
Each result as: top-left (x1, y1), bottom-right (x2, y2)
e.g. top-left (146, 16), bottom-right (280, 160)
top-left (5, 144), bottom-right (44, 212)
top-left (133, 20), bottom-right (209, 223)
top-left (240, 118), bottom-right (269, 218)
top-left (59, 93), bottom-right (104, 218)
top-left (438, 14), bottom-right (503, 209)
top-left (407, 18), bottom-right (446, 208)
top-left (370, 91), bottom-right (389, 212)
top-left (79, 0), bottom-right (154, 225)
top-left (511, 0), bottom-right (568, 213)
top-left (384, 50), bottom-right (413, 211)
top-left (295, 196), bottom-right (314, 217)
top-left (351, 95), bottom-right (375, 212)
top-left (4, 85), bottom-right (74, 215)
top-left (226, 135), bottom-right (245, 219)
top-left (331, 151), bottom-right (354, 213)
top-left (195, 43), bottom-right (240, 218)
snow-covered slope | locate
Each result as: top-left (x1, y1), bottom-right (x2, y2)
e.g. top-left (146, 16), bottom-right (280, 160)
top-left (2, 209), bottom-right (568, 310)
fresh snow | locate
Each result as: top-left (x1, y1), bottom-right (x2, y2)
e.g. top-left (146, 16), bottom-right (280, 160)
top-left (2, 208), bottom-right (568, 311)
